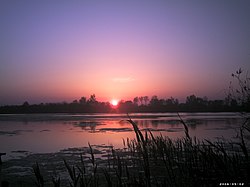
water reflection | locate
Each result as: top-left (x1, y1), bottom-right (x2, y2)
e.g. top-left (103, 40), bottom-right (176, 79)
top-left (0, 113), bottom-right (245, 160)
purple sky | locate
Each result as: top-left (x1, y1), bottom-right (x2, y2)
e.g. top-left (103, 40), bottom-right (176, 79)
top-left (1, 0), bottom-right (250, 105)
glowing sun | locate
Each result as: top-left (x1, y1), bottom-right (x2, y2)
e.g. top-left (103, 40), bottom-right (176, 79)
top-left (111, 99), bottom-right (119, 106)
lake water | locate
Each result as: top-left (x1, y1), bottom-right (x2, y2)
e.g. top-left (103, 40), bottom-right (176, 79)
top-left (0, 112), bottom-right (246, 161)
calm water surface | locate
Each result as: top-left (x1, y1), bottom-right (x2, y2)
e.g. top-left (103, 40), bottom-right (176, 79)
top-left (0, 112), bottom-right (245, 160)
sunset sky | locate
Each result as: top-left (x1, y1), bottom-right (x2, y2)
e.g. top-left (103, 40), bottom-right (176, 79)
top-left (1, 0), bottom-right (250, 105)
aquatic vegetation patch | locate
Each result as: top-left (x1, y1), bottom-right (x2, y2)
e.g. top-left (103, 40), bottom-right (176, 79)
top-left (0, 129), bottom-right (33, 136)
top-left (0, 130), bottom-right (18, 136)
top-left (98, 127), bottom-right (133, 132)
top-left (40, 129), bottom-right (50, 132)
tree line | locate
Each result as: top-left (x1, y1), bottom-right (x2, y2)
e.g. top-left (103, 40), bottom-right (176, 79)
top-left (0, 93), bottom-right (248, 114)
top-left (1, 69), bottom-right (249, 113)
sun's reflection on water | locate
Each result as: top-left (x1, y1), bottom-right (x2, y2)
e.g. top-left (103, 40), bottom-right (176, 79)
top-left (0, 113), bottom-right (244, 160)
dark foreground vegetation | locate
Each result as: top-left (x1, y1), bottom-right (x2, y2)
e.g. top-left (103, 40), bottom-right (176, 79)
top-left (35, 115), bottom-right (250, 187)
top-left (1, 114), bottom-right (250, 187)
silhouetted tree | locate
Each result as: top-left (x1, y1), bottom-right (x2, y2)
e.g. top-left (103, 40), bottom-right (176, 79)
top-left (88, 94), bottom-right (97, 104)
top-left (228, 68), bottom-right (250, 109)
top-left (186, 95), bottom-right (198, 105)
top-left (143, 96), bottom-right (149, 105)
top-left (159, 99), bottom-right (165, 105)
top-left (79, 97), bottom-right (87, 104)
top-left (166, 97), bottom-right (179, 105)
top-left (186, 95), bottom-right (209, 111)
top-left (118, 100), bottom-right (136, 113)
top-left (139, 96), bottom-right (144, 105)
top-left (150, 95), bottom-right (159, 106)
top-left (22, 101), bottom-right (29, 107)
top-left (133, 97), bottom-right (139, 106)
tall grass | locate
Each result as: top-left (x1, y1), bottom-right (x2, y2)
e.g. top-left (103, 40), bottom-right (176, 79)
top-left (33, 162), bottom-right (44, 187)
top-left (29, 115), bottom-right (250, 186)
